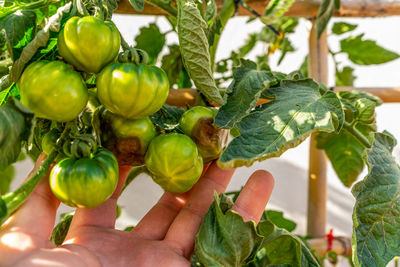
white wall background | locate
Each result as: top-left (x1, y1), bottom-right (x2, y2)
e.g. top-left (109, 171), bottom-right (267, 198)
top-left (10, 14), bottom-right (400, 266)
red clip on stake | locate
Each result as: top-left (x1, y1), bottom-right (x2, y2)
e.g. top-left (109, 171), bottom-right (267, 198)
top-left (325, 229), bottom-right (334, 251)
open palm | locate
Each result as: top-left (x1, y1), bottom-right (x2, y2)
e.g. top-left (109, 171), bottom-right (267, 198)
top-left (0, 155), bottom-right (274, 267)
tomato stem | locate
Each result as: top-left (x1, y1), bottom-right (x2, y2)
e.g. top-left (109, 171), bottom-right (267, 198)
top-left (0, 150), bottom-right (57, 225)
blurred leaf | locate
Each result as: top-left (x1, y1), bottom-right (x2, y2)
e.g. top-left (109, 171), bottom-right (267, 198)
top-left (161, 44), bottom-right (186, 87)
top-left (332, 22), bottom-right (357, 35)
top-left (0, 82), bottom-right (19, 105)
top-left (135, 23), bottom-right (166, 64)
top-left (299, 55), bottom-right (308, 78)
top-left (316, 0), bottom-right (337, 38)
top-left (0, 103), bottom-right (25, 170)
top-left (352, 132), bottom-right (400, 266)
top-left (261, 0), bottom-right (295, 25)
top-left (335, 66), bottom-right (355, 86)
top-left (0, 165), bottom-right (14, 195)
top-left (51, 212), bottom-right (73, 246)
top-left (128, 0), bottom-right (144, 12)
top-left (340, 34), bottom-right (400, 65)
top-left (0, 10), bottom-right (36, 61)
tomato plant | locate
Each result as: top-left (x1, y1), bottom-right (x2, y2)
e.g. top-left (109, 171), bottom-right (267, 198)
top-left (0, 0), bottom-right (399, 266)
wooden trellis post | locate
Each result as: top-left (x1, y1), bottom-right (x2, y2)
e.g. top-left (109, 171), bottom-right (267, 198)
top-left (307, 21), bottom-right (329, 238)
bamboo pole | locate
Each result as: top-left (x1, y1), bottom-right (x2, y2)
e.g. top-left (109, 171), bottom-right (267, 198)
top-left (116, 0), bottom-right (400, 17)
top-left (306, 20), bottom-right (328, 238)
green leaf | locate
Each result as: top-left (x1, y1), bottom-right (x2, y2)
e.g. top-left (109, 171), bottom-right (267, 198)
top-left (205, 0), bottom-right (217, 23)
top-left (0, 103), bottom-right (25, 170)
top-left (299, 55), bottom-right (308, 78)
top-left (215, 59), bottom-right (277, 129)
top-left (264, 210), bottom-right (296, 232)
top-left (352, 132), bottom-right (400, 266)
top-left (51, 212), bottom-right (73, 246)
top-left (194, 192), bottom-right (262, 266)
top-left (124, 226), bottom-right (134, 231)
top-left (335, 66), bottom-right (356, 86)
top-left (161, 44), bottom-right (186, 87)
top-left (340, 34), bottom-right (400, 65)
top-left (128, 0), bottom-right (144, 12)
top-left (177, 0), bottom-right (224, 105)
top-left (332, 22), bottom-right (357, 35)
top-left (316, 0), bottom-right (337, 38)
top-left (0, 82), bottom-right (19, 105)
top-left (0, 165), bottom-right (15, 195)
top-left (135, 23), bottom-right (166, 64)
top-left (316, 130), bottom-right (364, 187)
top-left (252, 220), bottom-right (319, 267)
top-left (0, 10), bottom-right (36, 61)
top-left (150, 104), bottom-right (185, 131)
top-left (261, 0), bottom-right (296, 25)
top-left (218, 79), bottom-right (344, 169)
top-left (316, 90), bottom-right (379, 187)
top-left (0, 197), bottom-right (6, 220)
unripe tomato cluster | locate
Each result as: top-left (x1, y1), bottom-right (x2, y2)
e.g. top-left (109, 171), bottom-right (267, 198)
top-left (17, 16), bottom-right (226, 209)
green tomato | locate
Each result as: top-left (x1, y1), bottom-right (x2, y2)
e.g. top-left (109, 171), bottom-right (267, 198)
top-left (96, 63), bottom-right (169, 119)
top-left (179, 106), bottom-right (227, 163)
top-left (42, 129), bottom-right (59, 155)
top-left (101, 109), bottom-right (157, 166)
top-left (145, 133), bottom-right (203, 193)
top-left (18, 61), bottom-right (88, 122)
top-left (58, 16), bottom-right (121, 73)
top-left (49, 148), bottom-right (118, 208)
top-left (179, 106), bottom-right (216, 136)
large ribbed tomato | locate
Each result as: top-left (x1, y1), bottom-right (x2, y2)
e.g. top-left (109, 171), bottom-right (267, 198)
top-left (96, 63), bottom-right (169, 119)
top-left (18, 61), bottom-right (88, 122)
top-left (49, 148), bottom-right (118, 209)
top-left (58, 16), bottom-right (121, 73)
top-left (144, 133), bottom-right (203, 193)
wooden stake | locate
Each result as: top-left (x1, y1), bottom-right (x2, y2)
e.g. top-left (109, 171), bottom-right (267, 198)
top-left (116, 0), bottom-right (400, 17)
top-left (306, 20), bottom-right (328, 238)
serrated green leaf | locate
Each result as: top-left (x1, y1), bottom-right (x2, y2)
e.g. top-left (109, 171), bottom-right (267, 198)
top-left (128, 0), bottom-right (144, 12)
top-left (264, 210), bottom-right (296, 232)
top-left (332, 22), bottom-right (357, 35)
top-left (338, 90), bottom-right (382, 106)
top-left (215, 59), bottom-right (277, 129)
top-left (177, 0), bottom-right (224, 105)
top-left (150, 104), bottom-right (185, 131)
top-left (251, 220), bottom-right (319, 267)
top-left (51, 213), bottom-right (73, 246)
top-left (316, 0), bottom-right (337, 38)
top-left (0, 103), bottom-right (25, 170)
top-left (135, 23), bottom-right (166, 64)
top-left (261, 0), bottom-right (295, 25)
top-left (218, 79), bottom-right (344, 169)
top-left (0, 165), bottom-right (14, 195)
top-left (194, 192), bottom-right (262, 267)
top-left (352, 132), bottom-right (400, 267)
top-left (0, 10), bottom-right (36, 61)
top-left (340, 34), bottom-right (400, 65)
top-left (335, 66), bottom-right (356, 86)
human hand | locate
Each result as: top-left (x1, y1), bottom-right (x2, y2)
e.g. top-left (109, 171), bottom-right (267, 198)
top-left (0, 155), bottom-right (274, 267)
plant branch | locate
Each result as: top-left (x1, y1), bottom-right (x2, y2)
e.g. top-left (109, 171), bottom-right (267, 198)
top-left (343, 121), bottom-right (372, 148)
